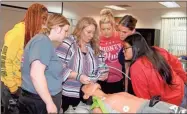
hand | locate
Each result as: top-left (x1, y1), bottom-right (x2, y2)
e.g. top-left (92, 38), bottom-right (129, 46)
top-left (98, 73), bottom-right (108, 81)
top-left (46, 102), bottom-right (57, 114)
top-left (80, 74), bottom-right (91, 84)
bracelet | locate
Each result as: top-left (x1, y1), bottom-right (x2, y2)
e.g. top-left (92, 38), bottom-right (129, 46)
top-left (76, 73), bottom-right (82, 81)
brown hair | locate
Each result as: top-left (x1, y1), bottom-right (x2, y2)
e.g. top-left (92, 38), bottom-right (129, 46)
top-left (119, 15), bottom-right (137, 30)
top-left (72, 17), bottom-right (100, 56)
top-left (24, 3), bottom-right (48, 47)
top-left (40, 13), bottom-right (70, 35)
top-left (99, 9), bottom-right (115, 29)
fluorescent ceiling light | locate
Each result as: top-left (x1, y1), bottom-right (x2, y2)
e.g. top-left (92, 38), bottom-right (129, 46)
top-left (105, 5), bottom-right (126, 10)
top-left (159, 2), bottom-right (180, 8)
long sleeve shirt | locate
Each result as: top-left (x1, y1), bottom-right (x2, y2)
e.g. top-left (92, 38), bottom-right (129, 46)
top-left (56, 35), bottom-right (107, 98)
top-left (1, 22), bottom-right (25, 93)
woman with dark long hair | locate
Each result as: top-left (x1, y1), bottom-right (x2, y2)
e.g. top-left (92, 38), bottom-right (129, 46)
top-left (117, 15), bottom-right (138, 94)
top-left (123, 33), bottom-right (187, 107)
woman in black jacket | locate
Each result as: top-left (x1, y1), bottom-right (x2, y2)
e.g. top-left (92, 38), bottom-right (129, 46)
top-left (117, 15), bottom-right (137, 95)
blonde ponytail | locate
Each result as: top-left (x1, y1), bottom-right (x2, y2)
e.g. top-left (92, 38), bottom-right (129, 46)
top-left (99, 8), bottom-right (115, 28)
top-left (40, 25), bottom-right (51, 35)
top-left (100, 8), bottom-right (113, 17)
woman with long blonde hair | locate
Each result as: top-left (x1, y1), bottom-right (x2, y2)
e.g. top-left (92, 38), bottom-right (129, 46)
top-left (56, 17), bottom-right (109, 112)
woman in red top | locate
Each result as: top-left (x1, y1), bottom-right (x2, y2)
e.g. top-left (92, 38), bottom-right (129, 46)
top-left (123, 33), bottom-right (187, 107)
top-left (98, 9), bottom-right (124, 94)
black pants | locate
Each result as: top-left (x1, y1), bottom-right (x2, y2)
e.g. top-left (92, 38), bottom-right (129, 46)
top-left (61, 95), bottom-right (81, 112)
top-left (98, 79), bottom-right (124, 94)
top-left (1, 82), bottom-right (20, 114)
top-left (18, 89), bottom-right (61, 114)
top-left (61, 88), bottom-right (91, 113)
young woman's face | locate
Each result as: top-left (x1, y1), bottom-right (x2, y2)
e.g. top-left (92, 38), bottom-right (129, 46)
top-left (81, 24), bottom-right (96, 44)
top-left (56, 25), bottom-right (69, 42)
top-left (100, 23), bottom-right (113, 38)
top-left (118, 25), bottom-right (134, 40)
top-left (123, 42), bottom-right (133, 60)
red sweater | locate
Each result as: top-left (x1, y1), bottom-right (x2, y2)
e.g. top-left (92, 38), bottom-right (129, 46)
top-left (130, 47), bottom-right (186, 105)
top-left (99, 32), bottom-right (123, 83)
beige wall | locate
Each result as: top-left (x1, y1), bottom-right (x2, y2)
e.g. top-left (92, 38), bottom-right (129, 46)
top-left (114, 8), bottom-right (186, 29)
top-left (0, 6), bottom-right (26, 49)
top-left (90, 8), bottom-right (186, 29)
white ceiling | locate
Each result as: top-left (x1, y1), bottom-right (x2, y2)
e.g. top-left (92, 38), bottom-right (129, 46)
top-left (1, 1), bottom-right (186, 16)
top-left (66, 1), bottom-right (186, 10)
top-left (2, 0), bottom-right (187, 1)
top-left (2, 1), bottom-right (186, 10)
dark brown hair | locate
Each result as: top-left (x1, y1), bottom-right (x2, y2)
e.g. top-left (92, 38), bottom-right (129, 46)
top-left (119, 15), bottom-right (137, 30)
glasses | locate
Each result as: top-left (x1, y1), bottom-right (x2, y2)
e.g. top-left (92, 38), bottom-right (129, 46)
top-left (123, 47), bottom-right (132, 52)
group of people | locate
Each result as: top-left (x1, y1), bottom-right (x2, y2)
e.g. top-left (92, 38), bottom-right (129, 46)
top-left (1, 3), bottom-right (187, 114)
